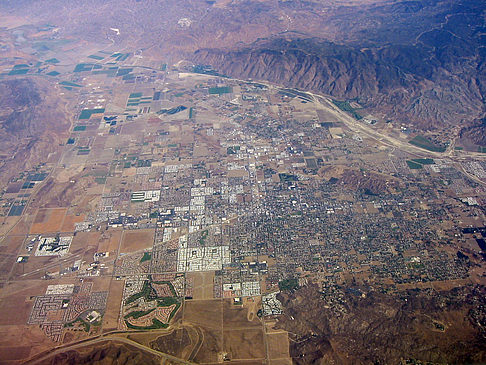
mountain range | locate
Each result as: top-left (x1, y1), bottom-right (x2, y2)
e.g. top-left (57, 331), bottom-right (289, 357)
top-left (2, 0), bottom-right (484, 139)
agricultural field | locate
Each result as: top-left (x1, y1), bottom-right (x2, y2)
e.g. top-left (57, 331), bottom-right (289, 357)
top-left (409, 135), bottom-right (446, 152)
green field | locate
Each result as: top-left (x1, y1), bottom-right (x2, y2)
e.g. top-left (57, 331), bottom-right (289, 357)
top-left (411, 158), bottom-right (435, 165)
top-left (209, 86), bottom-right (233, 95)
top-left (406, 160), bottom-right (423, 169)
top-left (9, 68), bottom-right (29, 75)
top-left (45, 58), bottom-right (60, 64)
top-left (199, 230), bottom-right (209, 246)
top-left (408, 135), bottom-right (446, 152)
top-left (113, 53), bottom-right (130, 62)
top-left (47, 71), bottom-right (60, 76)
top-left (92, 68), bottom-right (118, 77)
top-left (59, 81), bottom-right (82, 87)
top-left (279, 278), bottom-right (299, 291)
top-left (116, 68), bottom-right (132, 76)
top-left (65, 318), bottom-right (90, 332)
top-left (79, 108), bottom-right (105, 120)
top-left (125, 281), bottom-right (154, 305)
top-left (77, 149), bottom-right (90, 155)
top-left (73, 125), bottom-right (87, 131)
top-left (140, 252), bottom-right (152, 263)
top-left (88, 54), bottom-right (104, 60)
top-left (124, 308), bottom-right (156, 320)
top-left (332, 100), bottom-right (363, 120)
top-left (192, 65), bottom-right (227, 77)
top-left (74, 63), bottom-right (95, 72)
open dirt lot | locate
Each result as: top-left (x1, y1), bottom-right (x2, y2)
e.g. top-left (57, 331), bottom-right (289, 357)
top-left (266, 332), bottom-right (291, 360)
top-left (120, 229), bottom-right (155, 253)
top-left (3, 215), bottom-right (34, 236)
top-left (180, 298), bottom-right (274, 362)
top-left (183, 299), bottom-right (223, 363)
top-left (69, 231), bottom-right (99, 256)
top-left (60, 214), bottom-right (85, 232)
top-left (223, 299), bottom-right (261, 328)
top-left (0, 280), bottom-right (50, 325)
top-left (183, 299), bottom-right (222, 329)
top-left (30, 208), bottom-right (67, 234)
top-left (0, 324), bottom-right (53, 364)
top-left (102, 279), bottom-right (124, 331)
top-left (192, 325), bottom-right (223, 363)
top-left (0, 235), bottom-right (24, 281)
top-left (96, 230), bottom-right (123, 253)
top-left (223, 328), bottom-right (265, 360)
top-left (269, 359), bottom-right (292, 365)
top-left (188, 271), bottom-right (215, 300)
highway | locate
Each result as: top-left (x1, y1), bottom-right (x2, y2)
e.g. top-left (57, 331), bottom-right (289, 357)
top-left (23, 333), bottom-right (195, 365)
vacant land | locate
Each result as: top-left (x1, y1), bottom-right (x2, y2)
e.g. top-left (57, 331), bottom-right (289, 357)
top-left (223, 328), bottom-right (265, 359)
top-left (30, 208), bottom-right (67, 234)
top-left (183, 299), bottom-right (222, 328)
top-left (148, 327), bottom-right (197, 358)
top-left (266, 332), bottom-right (291, 360)
top-left (223, 299), bottom-right (261, 328)
top-left (120, 229), bottom-right (155, 253)
top-left (0, 235), bottom-right (24, 282)
top-left (180, 298), bottom-right (270, 362)
top-left (0, 280), bottom-right (49, 325)
top-left (188, 271), bottom-right (215, 300)
top-left (69, 231), bottom-right (98, 255)
top-left (96, 230), bottom-right (122, 253)
top-left (102, 279), bottom-right (124, 331)
top-left (60, 214), bottom-right (85, 232)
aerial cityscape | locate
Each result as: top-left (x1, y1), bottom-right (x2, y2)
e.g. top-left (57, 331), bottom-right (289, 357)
top-left (0, 0), bottom-right (485, 364)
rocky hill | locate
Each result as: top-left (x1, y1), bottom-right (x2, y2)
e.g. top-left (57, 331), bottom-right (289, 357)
top-left (277, 283), bottom-right (486, 364)
top-left (0, 78), bottom-right (70, 186)
top-left (3, 0), bottom-right (483, 136)
top-left (193, 1), bottom-right (486, 129)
